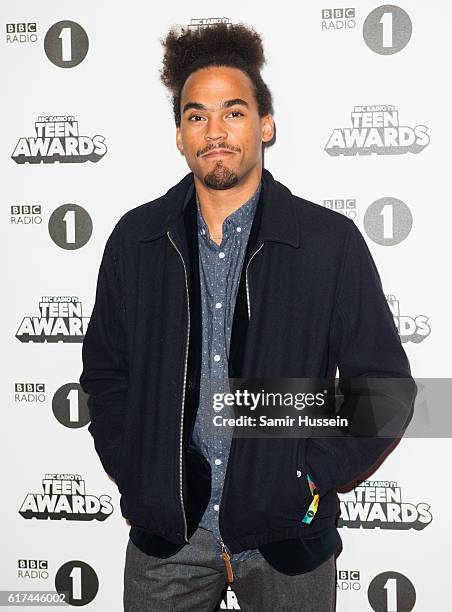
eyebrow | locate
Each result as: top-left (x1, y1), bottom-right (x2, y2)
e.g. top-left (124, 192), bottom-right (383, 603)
top-left (182, 98), bottom-right (249, 114)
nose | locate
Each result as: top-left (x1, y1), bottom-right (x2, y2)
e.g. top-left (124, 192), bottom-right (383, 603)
top-left (205, 116), bottom-right (227, 142)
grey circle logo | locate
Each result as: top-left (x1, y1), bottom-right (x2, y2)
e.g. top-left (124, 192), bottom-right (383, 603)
top-left (364, 197), bottom-right (412, 245)
top-left (52, 383), bottom-right (89, 429)
top-left (48, 204), bottom-right (93, 249)
top-left (368, 571), bottom-right (416, 611)
top-left (55, 560), bottom-right (98, 606)
top-left (44, 21), bottom-right (89, 67)
top-left (363, 5), bottom-right (412, 55)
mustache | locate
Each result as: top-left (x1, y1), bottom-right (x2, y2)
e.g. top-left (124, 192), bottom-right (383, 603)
top-left (197, 143), bottom-right (241, 157)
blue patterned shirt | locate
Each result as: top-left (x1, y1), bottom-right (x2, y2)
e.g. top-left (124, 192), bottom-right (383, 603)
top-left (190, 181), bottom-right (262, 563)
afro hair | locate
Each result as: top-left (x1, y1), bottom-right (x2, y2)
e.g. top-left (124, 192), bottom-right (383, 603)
top-left (159, 22), bottom-right (274, 126)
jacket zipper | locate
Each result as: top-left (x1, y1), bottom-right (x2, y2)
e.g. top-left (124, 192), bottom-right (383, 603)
top-left (245, 243), bottom-right (264, 319)
top-left (167, 231), bottom-right (190, 544)
top-left (218, 243), bottom-right (265, 557)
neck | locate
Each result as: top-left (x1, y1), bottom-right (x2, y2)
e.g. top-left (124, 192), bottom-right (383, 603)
top-left (194, 165), bottom-right (262, 245)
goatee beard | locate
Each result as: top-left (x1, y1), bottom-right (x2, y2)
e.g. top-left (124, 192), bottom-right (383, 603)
top-left (203, 160), bottom-right (239, 189)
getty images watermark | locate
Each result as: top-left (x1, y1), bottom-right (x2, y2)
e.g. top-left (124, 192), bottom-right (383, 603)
top-left (211, 386), bottom-right (346, 430)
top-left (195, 376), bottom-right (436, 439)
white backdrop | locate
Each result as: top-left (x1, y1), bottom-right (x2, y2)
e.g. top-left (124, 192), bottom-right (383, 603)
top-left (2, 1), bottom-right (451, 610)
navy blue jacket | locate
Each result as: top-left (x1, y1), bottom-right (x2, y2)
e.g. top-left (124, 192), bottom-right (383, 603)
top-left (79, 168), bottom-right (416, 573)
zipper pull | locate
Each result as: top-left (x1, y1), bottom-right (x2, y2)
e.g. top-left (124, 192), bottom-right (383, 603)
top-left (220, 540), bottom-right (234, 584)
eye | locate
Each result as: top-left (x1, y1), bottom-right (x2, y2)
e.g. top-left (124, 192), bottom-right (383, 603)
top-left (228, 111), bottom-right (244, 118)
top-left (188, 114), bottom-right (205, 122)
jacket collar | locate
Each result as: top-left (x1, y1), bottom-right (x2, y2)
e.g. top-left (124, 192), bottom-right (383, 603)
top-left (138, 167), bottom-right (300, 249)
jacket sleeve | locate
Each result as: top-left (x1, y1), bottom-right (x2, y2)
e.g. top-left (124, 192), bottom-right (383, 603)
top-left (305, 220), bottom-right (417, 497)
top-left (79, 220), bottom-right (128, 482)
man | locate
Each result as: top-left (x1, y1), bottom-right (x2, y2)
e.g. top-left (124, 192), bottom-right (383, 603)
top-left (79, 22), bottom-right (416, 611)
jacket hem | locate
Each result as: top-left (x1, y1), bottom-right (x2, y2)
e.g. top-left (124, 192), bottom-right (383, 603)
top-left (224, 517), bottom-right (337, 553)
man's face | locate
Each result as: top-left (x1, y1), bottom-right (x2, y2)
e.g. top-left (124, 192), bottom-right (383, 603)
top-left (176, 65), bottom-right (274, 190)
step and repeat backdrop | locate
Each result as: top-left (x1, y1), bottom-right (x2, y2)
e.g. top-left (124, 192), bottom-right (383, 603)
top-left (2, 1), bottom-right (450, 610)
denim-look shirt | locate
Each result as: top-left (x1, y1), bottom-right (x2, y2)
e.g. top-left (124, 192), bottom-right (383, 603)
top-left (190, 180), bottom-right (262, 563)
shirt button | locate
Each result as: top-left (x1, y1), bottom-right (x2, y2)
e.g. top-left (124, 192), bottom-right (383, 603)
top-left (219, 252), bottom-right (225, 259)
top-left (213, 504), bottom-right (220, 511)
top-left (236, 226), bottom-right (242, 232)
top-left (202, 229), bottom-right (206, 235)
top-left (214, 459), bottom-right (222, 465)
top-left (215, 302), bottom-right (222, 309)
top-left (214, 354), bottom-right (221, 362)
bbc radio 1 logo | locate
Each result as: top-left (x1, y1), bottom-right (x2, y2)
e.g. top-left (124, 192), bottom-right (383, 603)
top-left (44, 21), bottom-right (89, 68)
top-left (325, 105), bottom-right (430, 156)
top-left (18, 559), bottom-right (49, 580)
top-left (337, 569), bottom-right (361, 592)
top-left (19, 558), bottom-right (101, 606)
top-left (6, 20), bottom-right (89, 66)
top-left (16, 297), bottom-right (89, 343)
top-left (338, 480), bottom-right (433, 530)
top-left (15, 383), bottom-right (46, 404)
top-left (14, 381), bottom-right (90, 428)
top-left (323, 199), bottom-right (357, 220)
top-left (363, 5), bottom-right (412, 55)
top-left (368, 571), bottom-right (416, 612)
top-left (53, 383), bottom-right (90, 429)
top-left (19, 474), bottom-right (114, 521)
top-left (321, 5), bottom-right (412, 55)
top-left (364, 197), bottom-right (412, 246)
top-left (6, 23), bottom-right (37, 44)
top-left (321, 8), bottom-right (356, 31)
top-left (10, 204), bottom-right (93, 249)
top-left (20, 558), bottom-right (100, 606)
top-left (10, 205), bottom-right (42, 226)
top-left (387, 295), bottom-right (431, 344)
top-left (11, 115), bottom-right (107, 164)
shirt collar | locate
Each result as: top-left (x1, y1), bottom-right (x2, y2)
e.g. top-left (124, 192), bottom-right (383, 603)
top-left (196, 180), bottom-right (262, 240)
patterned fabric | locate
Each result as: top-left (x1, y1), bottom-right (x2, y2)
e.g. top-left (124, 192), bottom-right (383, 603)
top-left (190, 180), bottom-right (262, 562)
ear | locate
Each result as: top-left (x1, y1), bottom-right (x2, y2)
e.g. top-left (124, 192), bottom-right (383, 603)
top-left (176, 126), bottom-right (184, 155)
top-left (261, 114), bottom-right (275, 143)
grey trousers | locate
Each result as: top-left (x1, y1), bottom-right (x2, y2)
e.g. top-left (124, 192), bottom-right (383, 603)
top-left (123, 526), bottom-right (337, 611)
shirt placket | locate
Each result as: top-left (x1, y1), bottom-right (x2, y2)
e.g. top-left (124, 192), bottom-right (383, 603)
top-left (209, 219), bottom-right (233, 559)
top-left (193, 185), bottom-right (262, 566)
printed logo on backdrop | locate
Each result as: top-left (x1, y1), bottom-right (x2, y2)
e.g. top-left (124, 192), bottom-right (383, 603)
top-left (15, 383), bottom-right (45, 404)
top-left (6, 23), bottom-right (37, 44)
top-left (364, 197), bottom-right (412, 245)
top-left (323, 199), bottom-right (357, 220)
top-left (325, 105), bottom-right (429, 156)
top-left (55, 561), bottom-right (98, 606)
top-left (11, 116), bottom-right (107, 164)
top-left (19, 474), bottom-right (113, 521)
top-left (53, 383), bottom-right (89, 428)
top-left (188, 17), bottom-right (231, 30)
top-left (387, 295), bottom-right (431, 343)
top-left (18, 560), bottom-right (49, 580)
top-left (368, 571), bottom-right (416, 612)
top-left (49, 204), bottom-right (93, 249)
top-left (16, 297), bottom-right (89, 343)
top-left (44, 21), bottom-right (89, 67)
top-left (10, 204), bottom-right (93, 248)
top-left (10, 205), bottom-right (42, 226)
top-left (337, 569), bottom-right (361, 592)
top-left (321, 8), bottom-right (356, 31)
top-left (363, 5), bottom-right (412, 55)
top-left (338, 480), bottom-right (433, 529)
